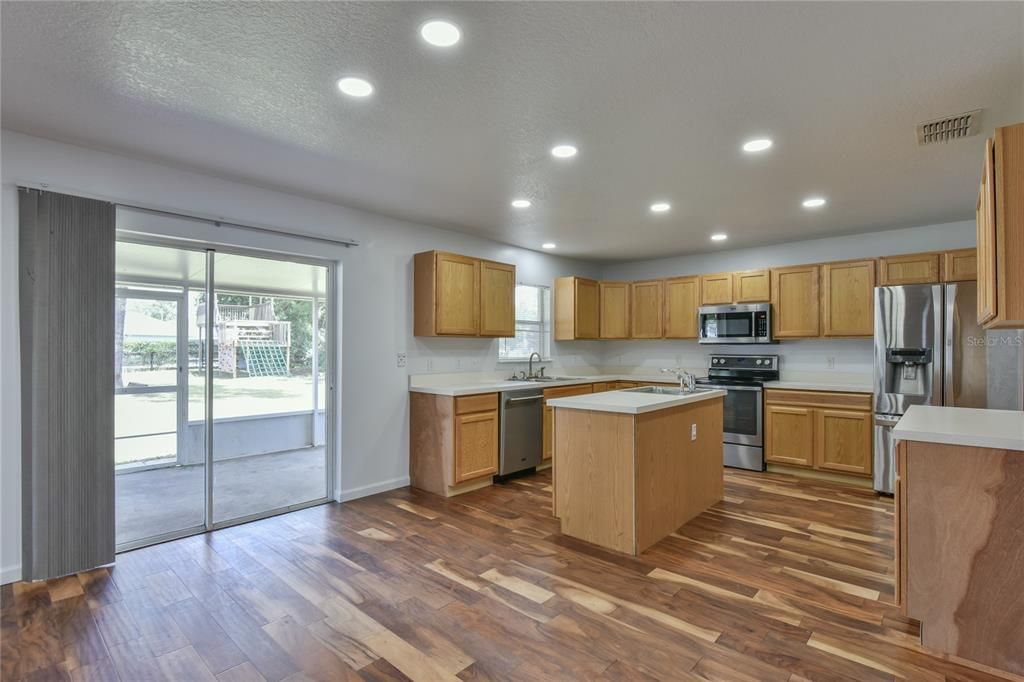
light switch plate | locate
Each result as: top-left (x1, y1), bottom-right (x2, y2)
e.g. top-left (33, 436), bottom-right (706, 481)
top-left (826, 356), bottom-right (836, 369)
top-left (690, 424), bottom-right (697, 441)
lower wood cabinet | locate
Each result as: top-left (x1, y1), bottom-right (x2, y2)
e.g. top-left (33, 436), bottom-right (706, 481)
top-left (454, 410), bottom-right (499, 483)
top-left (410, 392), bottom-right (499, 497)
top-left (765, 404), bottom-right (814, 467)
top-left (764, 389), bottom-right (872, 477)
top-left (542, 384), bottom-right (594, 460)
top-left (815, 409), bottom-right (872, 475)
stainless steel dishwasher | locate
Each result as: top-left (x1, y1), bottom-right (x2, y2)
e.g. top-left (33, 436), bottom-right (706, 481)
top-left (498, 387), bottom-right (544, 477)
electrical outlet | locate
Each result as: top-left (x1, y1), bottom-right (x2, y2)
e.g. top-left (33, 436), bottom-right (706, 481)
top-left (396, 353), bottom-right (407, 368)
top-left (826, 356), bottom-right (836, 369)
top-left (426, 358), bottom-right (434, 371)
top-left (690, 424), bottom-right (697, 441)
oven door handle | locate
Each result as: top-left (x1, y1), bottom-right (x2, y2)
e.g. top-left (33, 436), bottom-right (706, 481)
top-left (699, 384), bottom-right (762, 392)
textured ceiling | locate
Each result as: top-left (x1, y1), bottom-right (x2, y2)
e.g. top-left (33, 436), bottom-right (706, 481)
top-left (3, 2), bottom-right (1023, 261)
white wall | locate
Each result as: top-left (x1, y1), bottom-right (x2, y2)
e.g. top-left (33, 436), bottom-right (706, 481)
top-left (599, 219), bottom-right (976, 380)
top-left (0, 130), bottom-right (601, 583)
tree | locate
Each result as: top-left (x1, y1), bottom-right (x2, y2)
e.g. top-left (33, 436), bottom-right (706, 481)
top-left (114, 297), bottom-right (126, 388)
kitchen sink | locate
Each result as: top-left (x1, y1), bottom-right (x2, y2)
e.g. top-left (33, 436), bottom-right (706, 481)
top-left (524, 375), bottom-right (584, 382)
top-left (626, 386), bottom-right (715, 396)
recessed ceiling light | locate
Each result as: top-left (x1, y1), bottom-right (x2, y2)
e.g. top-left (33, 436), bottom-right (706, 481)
top-left (420, 20), bottom-right (461, 47)
top-left (742, 138), bottom-right (773, 153)
top-left (649, 202), bottom-right (671, 213)
top-left (550, 144), bottom-right (578, 159)
top-left (336, 77), bottom-right (373, 98)
top-left (510, 199), bottom-right (532, 209)
top-left (541, 242), bottom-right (557, 250)
top-left (802, 197), bottom-right (827, 208)
top-left (710, 233), bottom-right (728, 241)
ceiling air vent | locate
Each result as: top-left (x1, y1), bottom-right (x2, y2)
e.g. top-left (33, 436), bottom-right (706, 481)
top-left (916, 110), bottom-right (981, 145)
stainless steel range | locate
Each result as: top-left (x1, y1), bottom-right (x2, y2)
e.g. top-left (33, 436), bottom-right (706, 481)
top-left (696, 354), bottom-right (779, 471)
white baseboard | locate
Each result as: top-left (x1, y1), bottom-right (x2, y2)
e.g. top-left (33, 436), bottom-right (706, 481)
top-left (1, 564), bottom-right (22, 585)
top-left (336, 476), bottom-right (410, 503)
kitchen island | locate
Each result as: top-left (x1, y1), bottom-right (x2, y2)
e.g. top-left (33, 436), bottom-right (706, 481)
top-left (547, 388), bottom-right (725, 555)
top-left (893, 405), bottom-right (1024, 677)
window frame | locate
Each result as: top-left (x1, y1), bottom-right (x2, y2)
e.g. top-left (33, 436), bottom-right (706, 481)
top-left (498, 283), bottom-right (552, 363)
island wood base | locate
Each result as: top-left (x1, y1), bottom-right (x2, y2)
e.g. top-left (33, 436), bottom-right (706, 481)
top-left (896, 440), bottom-right (1024, 677)
top-left (553, 397), bottom-right (723, 555)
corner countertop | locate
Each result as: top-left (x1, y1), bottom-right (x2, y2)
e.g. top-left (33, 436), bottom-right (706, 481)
top-left (893, 405), bottom-right (1024, 452)
top-left (409, 374), bottom-right (689, 397)
top-left (546, 389), bottom-right (726, 415)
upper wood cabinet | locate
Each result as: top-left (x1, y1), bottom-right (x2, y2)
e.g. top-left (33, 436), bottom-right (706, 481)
top-left (664, 276), bottom-right (699, 339)
top-left (771, 265), bottom-right (820, 338)
top-left (414, 251), bottom-right (515, 337)
top-left (599, 281), bottom-right (631, 339)
top-left (977, 122), bottom-right (1024, 329)
top-left (821, 259), bottom-right (876, 337)
top-left (479, 260), bottom-right (516, 337)
top-left (630, 280), bottom-right (664, 338)
top-left (942, 248), bottom-right (977, 283)
top-left (554, 276), bottom-right (600, 340)
top-left (700, 273), bottom-right (733, 305)
top-left (733, 270), bottom-right (770, 303)
top-left (878, 253), bottom-right (940, 286)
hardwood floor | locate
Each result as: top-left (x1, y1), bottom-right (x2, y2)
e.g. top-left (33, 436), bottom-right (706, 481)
top-left (1, 469), bottom-right (1012, 681)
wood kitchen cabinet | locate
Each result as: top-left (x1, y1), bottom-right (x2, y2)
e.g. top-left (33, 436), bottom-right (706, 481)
top-left (630, 280), bottom-right (664, 338)
top-left (700, 273), bottom-right (733, 305)
top-left (942, 248), bottom-right (977, 282)
top-left (410, 392), bottom-right (499, 497)
top-left (542, 384), bottom-right (593, 460)
top-left (599, 281), bottom-right (631, 339)
top-left (821, 259), bottom-right (875, 337)
top-left (770, 265), bottom-right (820, 338)
top-left (478, 260), bottom-right (516, 336)
top-left (765, 405), bottom-right (814, 467)
top-left (664, 276), bottom-right (699, 339)
top-left (814, 409), bottom-right (872, 475)
top-left (733, 270), bottom-right (770, 303)
top-left (414, 251), bottom-right (515, 337)
top-left (878, 252), bottom-right (940, 286)
top-left (764, 389), bottom-right (872, 477)
top-left (554, 276), bottom-right (600, 340)
top-left (976, 122), bottom-right (1024, 329)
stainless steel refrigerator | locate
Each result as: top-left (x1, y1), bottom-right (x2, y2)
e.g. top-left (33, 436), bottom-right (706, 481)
top-left (873, 282), bottom-right (1024, 493)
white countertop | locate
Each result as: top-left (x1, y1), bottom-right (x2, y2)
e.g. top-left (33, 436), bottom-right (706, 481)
top-left (408, 374), bottom-right (682, 396)
top-left (547, 388), bottom-right (726, 415)
top-left (893, 405), bottom-right (1024, 452)
top-left (763, 379), bottom-right (873, 393)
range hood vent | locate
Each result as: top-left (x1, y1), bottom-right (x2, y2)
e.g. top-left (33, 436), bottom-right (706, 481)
top-left (916, 110), bottom-right (981, 145)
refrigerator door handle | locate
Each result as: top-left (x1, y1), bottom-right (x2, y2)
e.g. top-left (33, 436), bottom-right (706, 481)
top-left (944, 283), bottom-right (956, 406)
top-left (874, 415), bottom-right (901, 427)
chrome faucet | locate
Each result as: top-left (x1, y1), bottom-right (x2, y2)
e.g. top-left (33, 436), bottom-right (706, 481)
top-left (661, 367), bottom-right (696, 392)
top-left (528, 352), bottom-right (542, 379)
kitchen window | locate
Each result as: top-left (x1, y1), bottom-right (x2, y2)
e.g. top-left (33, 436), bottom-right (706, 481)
top-left (498, 284), bottom-right (551, 362)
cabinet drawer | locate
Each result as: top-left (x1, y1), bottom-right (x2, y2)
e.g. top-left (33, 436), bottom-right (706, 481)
top-left (455, 393), bottom-right (498, 414)
top-left (543, 384), bottom-right (594, 400)
top-left (764, 389), bottom-right (872, 410)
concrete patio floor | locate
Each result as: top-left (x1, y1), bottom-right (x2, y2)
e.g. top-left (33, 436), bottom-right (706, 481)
top-left (115, 446), bottom-right (327, 546)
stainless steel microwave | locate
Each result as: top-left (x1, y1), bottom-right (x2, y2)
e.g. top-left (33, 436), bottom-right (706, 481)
top-left (698, 303), bottom-right (773, 344)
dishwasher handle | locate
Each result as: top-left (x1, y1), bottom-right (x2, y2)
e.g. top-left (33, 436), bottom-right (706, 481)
top-left (505, 395), bottom-right (543, 404)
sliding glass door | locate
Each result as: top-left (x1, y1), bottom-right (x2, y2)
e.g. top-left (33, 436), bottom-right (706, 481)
top-left (114, 240), bottom-right (332, 550)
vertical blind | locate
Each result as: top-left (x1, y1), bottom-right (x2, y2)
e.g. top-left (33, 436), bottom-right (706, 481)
top-left (19, 188), bottom-right (116, 580)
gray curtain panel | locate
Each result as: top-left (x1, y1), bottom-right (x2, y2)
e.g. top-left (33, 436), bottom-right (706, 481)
top-left (19, 188), bottom-right (116, 581)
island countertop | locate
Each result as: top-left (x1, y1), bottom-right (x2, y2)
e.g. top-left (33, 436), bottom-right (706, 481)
top-left (893, 405), bottom-right (1024, 451)
top-left (546, 388), bottom-right (726, 415)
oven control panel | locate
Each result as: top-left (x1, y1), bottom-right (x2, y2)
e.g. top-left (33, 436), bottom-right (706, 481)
top-left (708, 355), bottom-right (779, 371)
